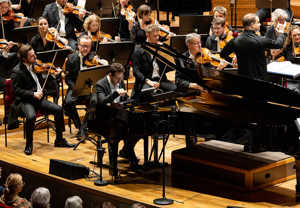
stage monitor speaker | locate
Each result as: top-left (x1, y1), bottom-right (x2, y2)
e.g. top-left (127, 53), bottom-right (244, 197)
top-left (49, 159), bottom-right (90, 180)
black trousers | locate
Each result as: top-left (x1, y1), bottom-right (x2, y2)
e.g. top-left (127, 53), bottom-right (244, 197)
top-left (20, 99), bottom-right (65, 142)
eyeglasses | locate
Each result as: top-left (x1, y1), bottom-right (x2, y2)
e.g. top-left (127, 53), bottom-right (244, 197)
top-left (191, 42), bottom-right (201, 45)
top-left (79, 44), bottom-right (91, 49)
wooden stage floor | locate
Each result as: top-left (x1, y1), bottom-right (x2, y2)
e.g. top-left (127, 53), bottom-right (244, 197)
top-left (0, 123), bottom-right (300, 208)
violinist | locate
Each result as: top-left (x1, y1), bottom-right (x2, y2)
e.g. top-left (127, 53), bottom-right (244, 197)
top-left (0, 0), bottom-right (27, 39)
top-left (115, 0), bottom-right (135, 41)
top-left (42, 0), bottom-right (85, 50)
top-left (10, 44), bottom-right (74, 155)
top-left (131, 24), bottom-right (176, 97)
top-left (64, 34), bottom-right (108, 134)
top-left (176, 33), bottom-right (227, 91)
top-left (221, 13), bottom-right (285, 80)
top-left (211, 6), bottom-right (232, 36)
top-left (82, 14), bottom-right (113, 52)
top-left (283, 25), bottom-right (300, 60)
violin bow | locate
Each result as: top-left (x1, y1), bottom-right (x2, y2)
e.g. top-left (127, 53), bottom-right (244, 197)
top-left (41, 50), bottom-right (58, 91)
top-left (0, 11), bottom-right (5, 39)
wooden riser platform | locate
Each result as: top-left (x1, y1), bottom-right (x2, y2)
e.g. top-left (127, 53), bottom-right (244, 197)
top-left (0, 127), bottom-right (300, 208)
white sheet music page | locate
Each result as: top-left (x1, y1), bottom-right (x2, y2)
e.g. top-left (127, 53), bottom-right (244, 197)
top-left (267, 61), bottom-right (300, 79)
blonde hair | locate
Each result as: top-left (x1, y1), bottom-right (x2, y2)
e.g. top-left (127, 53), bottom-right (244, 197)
top-left (213, 6), bottom-right (227, 16)
top-left (137, 4), bottom-right (151, 19)
top-left (144, 24), bottom-right (159, 33)
top-left (3, 173), bottom-right (23, 201)
top-left (83, 14), bottom-right (101, 32)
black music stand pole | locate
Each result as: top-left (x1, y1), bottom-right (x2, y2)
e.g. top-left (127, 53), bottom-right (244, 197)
top-left (94, 136), bottom-right (108, 186)
top-left (153, 134), bottom-right (173, 205)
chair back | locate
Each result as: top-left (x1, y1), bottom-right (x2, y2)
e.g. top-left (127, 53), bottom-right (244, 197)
top-left (4, 79), bottom-right (15, 117)
top-left (0, 202), bottom-right (13, 208)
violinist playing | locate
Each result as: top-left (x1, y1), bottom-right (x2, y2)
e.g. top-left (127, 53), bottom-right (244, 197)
top-left (82, 14), bottom-right (116, 52)
top-left (114, 0), bottom-right (135, 41)
top-left (175, 33), bottom-right (227, 91)
top-left (42, 0), bottom-right (85, 50)
top-left (10, 44), bottom-right (74, 155)
top-left (0, 0), bottom-right (28, 40)
top-left (130, 4), bottom-right (173, 44)
top-left (64, 34), bottom-right (108, 135)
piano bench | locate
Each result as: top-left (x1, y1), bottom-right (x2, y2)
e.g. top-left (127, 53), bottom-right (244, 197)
top-left (172, 140), bottom-right (296, 191)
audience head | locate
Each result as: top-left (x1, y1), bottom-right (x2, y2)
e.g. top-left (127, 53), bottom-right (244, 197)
top-left (185, 33), bottom-right (201, 56)
top-left (31, 187), bottom-right (51, 208)
top-left (83, 14), bottom-right (101, 33)
top-left (102, 201), bottom-right (116, 208)
top-left (145, 24), bottom-right (160, 44)
top-left (78, 34), bottom-right (92, 56)
top-left (213, 6), bottom-right (227, 20)
top-left (131, 203), bottom-right (146, 208)
top-left (3, 173), bottom-right (24, 201)
top-left (64, 196), bottom-right (83, 208)
top-left (242, 13), bottom-right (260, 31)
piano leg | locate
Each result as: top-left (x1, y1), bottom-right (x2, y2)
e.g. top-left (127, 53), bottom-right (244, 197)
top-left (143, 136), bottom-right (149, 167)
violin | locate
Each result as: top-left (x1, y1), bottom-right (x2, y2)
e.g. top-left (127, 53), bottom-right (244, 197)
top-left (0, 39), bottom-right (17, 49)
top-left (195, 48), bottom-right (234, 68)
top-left (33, 59), bottom-right (59, 75)
top-left (45, 28), bottom-right (68, 48)
top-left (63, 2), bottom-right (91, 16)
top-left (2, 10), bottom-right (24, 22)
top-left (120, 5), bottom-right (136, 24)
top-left (294, 44), bottom-right (300, 57)
top-left (84, 55), bottom-right (108, 67)
top-left (91, 31), bottom-right (114, 42)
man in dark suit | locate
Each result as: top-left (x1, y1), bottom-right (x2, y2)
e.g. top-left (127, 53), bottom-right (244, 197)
top-left (42, 0), bottom-right (85, 50)
top-left (94, 63), bottom-right (139, 177)
top-left (64, 34), bottom-right (108, 135)
top-left (131, 24), bottom-right (176, 98)
top-left (10, 44), bottom-right (74, 155)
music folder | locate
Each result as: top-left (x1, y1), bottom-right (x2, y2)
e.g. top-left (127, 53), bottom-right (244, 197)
top-left (267, 61), bottom-right (300, 79)
top-left (72, 65), bottom-right (111, 97)
top-left (36, 48), bottom-right (73, 68)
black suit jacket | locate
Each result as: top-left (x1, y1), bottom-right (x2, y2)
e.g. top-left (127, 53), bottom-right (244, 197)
top-left (131, 45), bottom-right (170, 95)
top-left (65, 52), bottom-right (81, 90)
top-left (42, 1), bottom-right (83, 40)
top-left (221, 30), bottom-right (285, 80)
top-left (96, 76), bottom-right (128, 105)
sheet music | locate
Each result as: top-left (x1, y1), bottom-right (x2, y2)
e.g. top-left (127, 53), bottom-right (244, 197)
top-left (267, 61), bottom-right (300, 78)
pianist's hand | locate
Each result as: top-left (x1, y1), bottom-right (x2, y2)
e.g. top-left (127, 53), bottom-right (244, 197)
top-left (117, 88), bottom-right (127, 97)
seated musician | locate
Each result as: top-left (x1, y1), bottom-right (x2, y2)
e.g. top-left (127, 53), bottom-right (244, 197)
top-left (206, 17), bottom-right (234, 54)
top-left (176, 33), bottom-right (227, 90)
top-left (114, 0), bottom-right (135, 41)
top-left (82, 14), bottom-right (116, 52)
top-left (64, 34), bottom-right (108, 135)
top-left (10, 44), bottom-right (74, 155)
top-left (95, 62), bottom-right (139, 176)
top-left (131, 24), bottom-right (176, 97)
top-left (221, 13), bottom-right (285, 80)
top-left (210, 6), bottom-right (232, 36)
top-left (0, 0), bottom-right (28, 40)
top-left (11, 0), bottom-right (35, 18)
top-left (42, 0), bottom-right (85, 50)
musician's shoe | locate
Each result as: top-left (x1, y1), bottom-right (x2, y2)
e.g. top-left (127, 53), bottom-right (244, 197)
top-left (24, 144), bottom-right (33, 155)
top-left (54, 138), bottom-right (75, 148)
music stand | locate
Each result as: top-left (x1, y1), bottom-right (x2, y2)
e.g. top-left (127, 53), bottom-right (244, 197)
top-left (36, 48), bottom-right (72, 68)
top-left (178, 15), bottom-right (213, 35)
top-left (100, 17), bottom-right (120, 38)
top-left (72, 65), bottom-right (110, 186)
top-left (99, 0), bottom-right (115, 17)
top-left (10, 26), bottom-right (38, 43)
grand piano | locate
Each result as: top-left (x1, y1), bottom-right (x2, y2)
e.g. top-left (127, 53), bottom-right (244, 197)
top-left (87, 42), bottom-right (300, 197)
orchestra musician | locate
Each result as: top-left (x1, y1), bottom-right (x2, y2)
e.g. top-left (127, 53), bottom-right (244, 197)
top-left (206, 17), bottom-right (234, 53)
top-left (0, 0), bottom-right (28, 39)
top-left (221, 13), bottom-right (285, 80)
top-left (10, 44), bottom-right (74, 155)
top-left (176, 33), bottom-right (227, 91)
top-left (42, 0), bottom-right (85, 50)
top-left (284, 25), bottom-right (300, 60)
top-left (131, 24), bottom-right (176, 98)
top-left (64, 34), bottom-right (108, 135)
top-left (95, 63), bottom-right (139, 177)
top-left (211, 6), bottom-right (232, 36)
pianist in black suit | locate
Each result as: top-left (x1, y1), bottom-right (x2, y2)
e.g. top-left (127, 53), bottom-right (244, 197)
top-left (131, 24), bottom-right (176, 98)
top-left (42, 0), bottom-right (85, 50)
top-left (10, 44), bottom-right (74, 155)
top-left (221, 13), bottom-right (285, 80)
top-left (95, 63), bottom-right (139, 176)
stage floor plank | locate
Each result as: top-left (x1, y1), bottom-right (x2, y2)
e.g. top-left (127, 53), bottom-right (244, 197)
top-left (0, 125), bottom-right (300, 208)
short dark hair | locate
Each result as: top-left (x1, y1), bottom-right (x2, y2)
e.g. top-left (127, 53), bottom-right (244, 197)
top-left (17, 44), bottom-right (32, 62)
top-left (110, 63), bottom-right (125, 75)
top-left (212, 17), bottom-right (225, 27)
top-left (242, 13), bottom-right (257, 28)
top-left (137, 4), bottom-right (151, 19)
